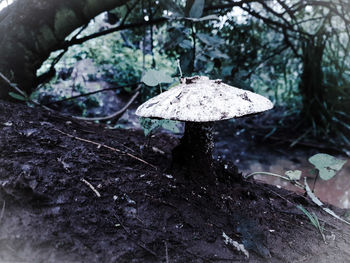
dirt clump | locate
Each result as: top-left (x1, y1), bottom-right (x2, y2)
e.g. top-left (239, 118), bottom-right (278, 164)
top-left (0, 100), bottom-right (349, 263)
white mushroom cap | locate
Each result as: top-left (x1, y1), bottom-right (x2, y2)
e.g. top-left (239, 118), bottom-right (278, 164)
top-left (136, 76), bottom-right (273, 122)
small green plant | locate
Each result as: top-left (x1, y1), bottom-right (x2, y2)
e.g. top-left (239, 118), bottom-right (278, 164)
top-left (245, 153), bottom-right (347, 187)
top-left (139, 117), bottom-right (179, 136)
top-left (297, 205), bottom-right (325, 242)
top-left (309, 153), bottom-right (347, 181)
top-left (245, 153), bottom-right (350, 227)
top-left (138, 68), bottom-right (180, 136)
top-left (141, 69), bottom-right (173, 88)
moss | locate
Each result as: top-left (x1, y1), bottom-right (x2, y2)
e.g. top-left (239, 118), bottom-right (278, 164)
top-left (54, 8), bottom-right (79, 38)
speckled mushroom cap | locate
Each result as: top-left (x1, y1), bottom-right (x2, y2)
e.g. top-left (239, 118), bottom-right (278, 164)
top-left (136, 76), bottom-right (273, 122)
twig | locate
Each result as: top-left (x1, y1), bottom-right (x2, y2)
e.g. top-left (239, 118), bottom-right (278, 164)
top-left (70, 24), bottom-right (89, 41)
top-left (177, 59), bottom-right (182, 78)
top-left (304, 178), bottom-right (350, 226)
top-left (0, 71), bottom-right (27, 97)
top-left (266, 188), bottom-right (296, 206)
top-left (0, 71), bottom-right (56, 112)
top-left (244, 172), bottom-right (304, 189)
top-left (36, 48), bottom-right (67, 85)
top-left (59, 17), bottom-right (168, 50)
top-left (43, 82), bottom-right (140, 106)
top-left (255, 131), bottom-right (348, 154)
top-left (0, 201), bottom-right (5, 224)
top-left (53, 128), bottom-right (157, 169)
top-left (81, 178), bottom-right (101, 197)
top-left (185, 249), bottom-right (235, 261)
top-left (312, 170), bottom-right (319, 193)
top-left (74, 88), bottom-right (140, 122)
top-left (290, 128), bottom-right (311, 147)
top-left (115, 215), bottom-right (159, 258)
top-left (164, 241), bottom-right (169, 263)
top-left (120, 1), bottom-right (138, 26)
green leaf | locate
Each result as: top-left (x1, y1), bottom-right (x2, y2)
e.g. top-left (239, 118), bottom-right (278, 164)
top-left (285, 170), bottom-right (302, 181)
top-left (208, 49), bottom-right (230, 59)
top-left (179, 39), bottom-right (193, 49)
top-left (9, 92), bottom-right (27, 101)
top-left (141, 69), bottom-right (173, 87)
top-left (308, 153), bottom-right (347, 180)
top-left (297, 205), bottom-right (318, 229)
top-left (161, 120), bottom-right (180, 133)
top-left (139, 118), bottom-right (179, 136)
top-left (139, 117), bottom-right (160, 136)
top-left (164, 25), bottom-right (189, 50)
top-left (189, 0), bottom-right (204, 18)
top-left (196, 33), bottom-right (224, 47)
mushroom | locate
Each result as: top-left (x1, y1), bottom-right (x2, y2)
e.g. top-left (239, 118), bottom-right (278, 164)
top-left (136, 76), bottom-right (273, 179)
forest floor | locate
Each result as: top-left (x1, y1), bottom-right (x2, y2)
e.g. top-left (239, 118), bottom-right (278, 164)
top-left (1, 100), bottom-right (350, 263)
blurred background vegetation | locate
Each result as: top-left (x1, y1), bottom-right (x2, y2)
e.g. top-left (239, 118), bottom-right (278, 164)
top-left (2, 0), bottom-right (349, 151)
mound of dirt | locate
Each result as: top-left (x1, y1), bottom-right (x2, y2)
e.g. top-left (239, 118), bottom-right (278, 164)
top-left (0, 100), bottom-right (349, 263)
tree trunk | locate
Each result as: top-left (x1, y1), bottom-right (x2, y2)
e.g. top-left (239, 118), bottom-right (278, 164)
top-left (299, 37), bottom-right (328, 127)
top-left (172, 122), bottom-right (215, 181)
top-left (0, 0), bottom-right (128, 100)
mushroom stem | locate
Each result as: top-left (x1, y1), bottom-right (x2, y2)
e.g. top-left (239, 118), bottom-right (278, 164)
top-left (173, 122), bottom-right (214, 178)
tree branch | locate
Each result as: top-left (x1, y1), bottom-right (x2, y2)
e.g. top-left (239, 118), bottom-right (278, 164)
top-left (282, 27), bottom-right (301, 58)
top-left (43, 82), bottom-right (140, 106)
top-left (0, 71), bottom-right (27, 98)
top-left (255, 0), bottom-right (293, 28)
top-left (120, 0), bottom-right (139, 26)
top-left (58, 17), bottom-right (168, 50)
top-left (73, 86), bottom-right (141, 123)
top-left (203, 0), bottom-right (256, 12)
top-left (241, 4), bottom-right (312, 37)
top-left (37, 16), bottom-right (168, 85)
top-left (245, 44), bottom-right (290, 78)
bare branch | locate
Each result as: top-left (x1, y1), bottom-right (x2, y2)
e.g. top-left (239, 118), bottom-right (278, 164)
top-left (0, 71), bottom-right (27, 97)
top-left (203, 0), bottom-right (256, 12)
top-left (120, 0), bottom-right (139, 26)
top-left (43, 82), bottom-right (140, 106)
top-left (282, 27), bottom-right (301, 58)
top-left (255, 0), bottom-right (293, 28)
top-left (242, 3), bottom-right (313, 37)
top-left (54, 127), bottom-right (157, 169)
top-left (58, 17), bottom-right (168, 50)
top-left (74, 87), bottom-right (141, 123)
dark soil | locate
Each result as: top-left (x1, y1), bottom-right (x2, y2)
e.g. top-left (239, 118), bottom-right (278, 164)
top-left (0, 100), bottom-right (350, 263)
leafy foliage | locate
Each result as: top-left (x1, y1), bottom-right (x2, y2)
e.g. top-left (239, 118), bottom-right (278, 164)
top-left (33, 0), bottom-right (350, 145)
top-left (141, 69), bottom-right (173, 87)
top-left (139, 117), bottom-right (179, 136)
